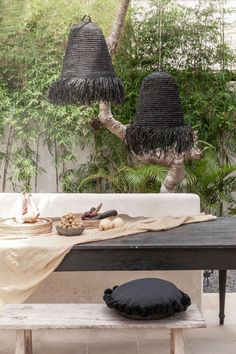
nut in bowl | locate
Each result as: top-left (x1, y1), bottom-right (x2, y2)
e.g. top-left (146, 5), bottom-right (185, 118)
top-left (56, 213), bottom-right (85, 236)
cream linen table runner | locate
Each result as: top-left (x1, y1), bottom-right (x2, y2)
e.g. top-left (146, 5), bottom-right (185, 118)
top-left (0, 214), bottom-right (216, 308)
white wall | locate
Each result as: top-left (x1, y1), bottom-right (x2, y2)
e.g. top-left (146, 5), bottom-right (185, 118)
top-left (0, 143), bottom-right (91, 193)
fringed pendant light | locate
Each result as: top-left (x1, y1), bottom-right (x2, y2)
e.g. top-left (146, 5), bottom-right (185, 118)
top-left (125, 72), bottom-right (194, 156)
top-left (49, 16), bottom-right (124, 105)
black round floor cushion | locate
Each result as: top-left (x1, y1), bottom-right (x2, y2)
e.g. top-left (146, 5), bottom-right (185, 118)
top-left (103, 278), bottom-right (191, 320)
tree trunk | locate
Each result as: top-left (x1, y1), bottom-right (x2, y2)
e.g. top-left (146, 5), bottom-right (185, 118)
top-left (160, 157), bottom-right (185, 193)
top-left (2, 125), bottom-right (13, 192)
top-left (54, 140), bottom-right (59, 193)
top-left (34, 136), bottom-right (40, 193)
top-left (106, 0), bottom-right (131, 55)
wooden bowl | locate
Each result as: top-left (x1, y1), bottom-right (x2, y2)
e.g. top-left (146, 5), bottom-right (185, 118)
top-left (56, 225), bottom-right (85, 236)
top-left (0, 218), bottom-right (52, 235)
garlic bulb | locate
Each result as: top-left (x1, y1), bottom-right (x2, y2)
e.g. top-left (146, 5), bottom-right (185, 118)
top-left (99, 218), bottom-right (113, 231)
top-left (112, 217), bottom-right (124, 228)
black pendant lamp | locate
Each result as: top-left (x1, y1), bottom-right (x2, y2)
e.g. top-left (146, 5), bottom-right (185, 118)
top-left (49, 16), bottom-right (124, 105)
top-left (125, 72), bottom-right (194, 155)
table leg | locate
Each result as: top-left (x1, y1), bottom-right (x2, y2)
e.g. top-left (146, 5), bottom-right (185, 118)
top-left (219, 269), bottom-right (227, 325)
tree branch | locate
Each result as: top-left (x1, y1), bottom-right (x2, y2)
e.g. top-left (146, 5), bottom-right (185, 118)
top-left (97, 0), bottom-right (130, 141)
top-left (98, 102), bottom-right (126, 141)
top-left (106, 0), bottom-right (131, 55)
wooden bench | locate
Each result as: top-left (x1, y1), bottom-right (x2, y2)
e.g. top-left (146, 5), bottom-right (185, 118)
top-left (0, 303), bottom-right (205, 354)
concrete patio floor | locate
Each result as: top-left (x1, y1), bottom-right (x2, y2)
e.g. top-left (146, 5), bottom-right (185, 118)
top-left (1, 293), bottom-right (236, 354)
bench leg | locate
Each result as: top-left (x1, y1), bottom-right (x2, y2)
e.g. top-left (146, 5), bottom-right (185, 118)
top-left (15, 330), bottom-right (32, 354)
top-left (170, 329), bottom-right (185, 354)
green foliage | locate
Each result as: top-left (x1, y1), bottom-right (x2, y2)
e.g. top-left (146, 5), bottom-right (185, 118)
top-left (62, 162), bottom-right (167, 193)
top-left (9, 146), bottom-right (41, 192)
top-left (175, 71), bottom-right (236, 152)
top-left (179, 151), bottom-right (236, 216)
top-left (0, 0), bottom-right (235, 210)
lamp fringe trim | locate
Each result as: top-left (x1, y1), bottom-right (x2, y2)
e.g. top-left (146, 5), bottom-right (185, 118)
top-left (49, 76), bottom-right (124, 105)
top-left (125, 124), bottom-right (194, 156)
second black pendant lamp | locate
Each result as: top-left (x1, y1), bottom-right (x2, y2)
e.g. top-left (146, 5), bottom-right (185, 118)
top-left (125, 72), bottom-right (194, 156)
top-left (49, 16), bottom-right (124, 105)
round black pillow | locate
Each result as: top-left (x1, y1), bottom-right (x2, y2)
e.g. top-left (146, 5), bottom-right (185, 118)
top-left (103, 278), bottom-right (191, 320)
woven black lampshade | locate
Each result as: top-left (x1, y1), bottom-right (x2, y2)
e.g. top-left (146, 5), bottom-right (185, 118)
top-left (49, 17), bottom-right (124, 105)
top-left (125, 72), bottom-right (194, 155)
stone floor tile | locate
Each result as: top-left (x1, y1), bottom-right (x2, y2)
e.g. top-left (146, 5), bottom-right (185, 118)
top-left (33, 329), bottom-right (89, 354)
top-left (137, 338), bottom-right (168, 354)
top-left (89, 328), bottom-right (138, 342)
top-left (202, 293), bottom-right (236, 325)
top-left (87, 329), bottom-right (138, 354)
top-left (136, 328), bottom-right (168, 341)
top-left (184, 326), bottom-right (233, 341)
top-left (87, 340), bottom-right (138, 354)
top-left (187, 339), bottom-right (236, 354)
top-left (33, 341), bottom-right (87, 354)
top-left (0, 330), bottom-right (15, 354)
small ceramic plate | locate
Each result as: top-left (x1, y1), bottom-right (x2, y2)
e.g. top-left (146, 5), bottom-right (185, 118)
top-left (56, 225), bottom-right (85, 236)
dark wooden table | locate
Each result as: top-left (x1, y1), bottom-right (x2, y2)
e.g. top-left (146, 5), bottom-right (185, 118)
top-left (57, 216), bottom-right (236, 325)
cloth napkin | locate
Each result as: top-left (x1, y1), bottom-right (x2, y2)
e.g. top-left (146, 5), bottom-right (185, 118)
top-left (0, 214), bottom-right (216, 308)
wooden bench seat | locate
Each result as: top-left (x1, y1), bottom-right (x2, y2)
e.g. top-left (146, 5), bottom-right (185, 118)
top-left (0, 303), bottom-right (205, 354)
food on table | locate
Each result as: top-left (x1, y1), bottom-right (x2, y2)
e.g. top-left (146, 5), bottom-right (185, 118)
top-left (82, 203), bottom-right (103, 220)
top-left (82, 206), bottom-right (118, 221)
top-left (97, 210), bottom-right (118, 220)
top-left (112, 217), bottom-right (124, 228)
top-left (99, 217), bottom-right (124, 231)
top-left (99, 218), bottom-right (113, 231)
top-left (59, 213), bottom-right (84, 229)
top-left (82, 203), bottom-right (118, 220)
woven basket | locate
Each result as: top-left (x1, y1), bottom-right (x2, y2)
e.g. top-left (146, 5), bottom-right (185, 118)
top-left (73, 214), bottom-right (98, 229)
top-left (74, 214), bottom-right (116, 229)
